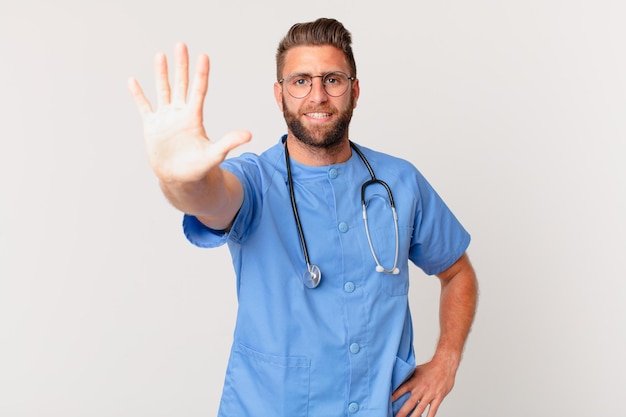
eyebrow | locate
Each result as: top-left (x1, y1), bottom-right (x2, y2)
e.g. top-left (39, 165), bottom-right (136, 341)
top-left (285, 71), bottom-right (343, 78)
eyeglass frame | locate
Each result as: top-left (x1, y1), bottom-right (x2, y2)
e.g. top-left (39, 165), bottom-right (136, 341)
top-left (278, 71), bottom-right (356, 99)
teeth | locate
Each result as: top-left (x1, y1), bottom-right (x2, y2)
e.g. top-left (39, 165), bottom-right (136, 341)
top-left (306, 113), bottom-right (331, 119)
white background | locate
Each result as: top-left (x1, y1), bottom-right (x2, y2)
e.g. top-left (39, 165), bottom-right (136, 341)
top-left (1, 0), bottom-right (624, 416)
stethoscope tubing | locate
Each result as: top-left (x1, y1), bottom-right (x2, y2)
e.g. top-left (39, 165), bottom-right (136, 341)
top-left (284, 139), bottom-right (401, 288)
top-left (353, 144), bottom-right (400, 275)
top-left (284, 143), bottom-right (321, 288)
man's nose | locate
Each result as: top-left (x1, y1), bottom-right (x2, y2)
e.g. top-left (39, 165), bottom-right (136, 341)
top-left (308, 77), bottom-right (329, 102)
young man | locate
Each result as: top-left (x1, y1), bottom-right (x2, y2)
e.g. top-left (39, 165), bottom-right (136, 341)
top-left (129, 18), bottom-right (477, 417)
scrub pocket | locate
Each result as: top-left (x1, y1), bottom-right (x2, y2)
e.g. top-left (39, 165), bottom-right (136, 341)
top-left (380, 268), bottom-right (410, 296)
top-left (391, 356), bottom-right (416, 416)
top-left (218, 343), bottom-right (310, 417)
top-left (365, 194), bottom-right (413, 296)
top-left (368, 225), bottom-right (412, 297)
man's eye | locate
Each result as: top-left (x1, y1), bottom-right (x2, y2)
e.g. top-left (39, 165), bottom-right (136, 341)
top-left (292, 77), bottom-right (309, 86)
top-left (324, 73), bottom-right (346, 85)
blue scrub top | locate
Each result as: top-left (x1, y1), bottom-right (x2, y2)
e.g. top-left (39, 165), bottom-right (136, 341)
top-left (183, 138), bottom-right (470, 417)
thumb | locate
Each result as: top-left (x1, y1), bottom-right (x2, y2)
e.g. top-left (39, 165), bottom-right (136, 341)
top-left (212, 130), bottom-right (252, 160)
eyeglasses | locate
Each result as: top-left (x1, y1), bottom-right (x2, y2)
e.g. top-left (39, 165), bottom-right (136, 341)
top-left (279, 71), bottom-right (355, 99)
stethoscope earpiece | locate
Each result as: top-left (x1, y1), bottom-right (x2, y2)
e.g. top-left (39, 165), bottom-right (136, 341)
top-left (375, 265), bottom-right (400, 274)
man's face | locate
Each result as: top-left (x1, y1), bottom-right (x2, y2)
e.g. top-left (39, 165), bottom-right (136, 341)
top-left (274, 45), bottom-right (359, 149)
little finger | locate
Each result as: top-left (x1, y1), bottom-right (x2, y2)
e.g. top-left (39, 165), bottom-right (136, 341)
top-left (127, 77), bottom-right (153, 117)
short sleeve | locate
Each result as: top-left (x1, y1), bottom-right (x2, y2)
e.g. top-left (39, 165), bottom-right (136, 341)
top-left (181, 153), bottom-right (263, 249)
top-left (182, 214), bottom-right (230, 248)
top-left (409, 170), bottom-right (471, 275)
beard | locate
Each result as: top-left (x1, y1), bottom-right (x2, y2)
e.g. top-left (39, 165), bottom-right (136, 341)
top-left (282, 96), bottom-right (354, 149)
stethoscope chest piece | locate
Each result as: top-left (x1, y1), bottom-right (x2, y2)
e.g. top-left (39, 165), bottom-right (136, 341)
top-left (302, 264), bottom-right (321, 289)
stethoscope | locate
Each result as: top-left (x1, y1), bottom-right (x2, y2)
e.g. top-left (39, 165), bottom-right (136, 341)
top-left (284, 140), bottom-right (400, 289)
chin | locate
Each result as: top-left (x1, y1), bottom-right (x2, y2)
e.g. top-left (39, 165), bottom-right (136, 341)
top-left (287, 117), bottom-right (350, 149)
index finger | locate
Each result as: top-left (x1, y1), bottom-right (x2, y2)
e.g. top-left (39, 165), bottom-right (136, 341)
top-left (189, 53), bottom-right (210, 117)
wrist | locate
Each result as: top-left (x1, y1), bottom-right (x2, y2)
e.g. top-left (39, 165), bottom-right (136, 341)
top-left (431, 345), bottom-right (462, 371)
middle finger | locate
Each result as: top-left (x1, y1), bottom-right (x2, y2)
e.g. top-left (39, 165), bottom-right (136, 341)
top-left (172, 42), bottom-right (189, 106)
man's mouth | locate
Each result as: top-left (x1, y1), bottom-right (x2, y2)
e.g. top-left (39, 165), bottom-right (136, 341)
top-left (304, 112), bottom-right (332, 119)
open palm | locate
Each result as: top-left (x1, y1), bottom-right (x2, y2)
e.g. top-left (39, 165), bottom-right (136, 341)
top-left (128, 42), bottom-right (251, 185)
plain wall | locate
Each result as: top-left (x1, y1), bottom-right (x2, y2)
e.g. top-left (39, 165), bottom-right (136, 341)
top-left (1, 0), bottom-right (624, 415)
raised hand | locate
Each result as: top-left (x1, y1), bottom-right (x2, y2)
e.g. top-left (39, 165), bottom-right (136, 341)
top-left (128, 42), bottom-right (251, 185)
top-left (128, 43), bottom-right (251, 226)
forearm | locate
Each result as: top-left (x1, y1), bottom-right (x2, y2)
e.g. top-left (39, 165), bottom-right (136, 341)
top-left (160, 167), bottom-right (243, 230)
top-left (392, 255), bottom-right (477, 417)
top-left (432, 253), bottom-right (478, 370)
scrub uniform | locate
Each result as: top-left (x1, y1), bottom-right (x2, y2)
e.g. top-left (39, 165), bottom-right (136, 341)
top-left (183, 137), bottom-right (470, 417)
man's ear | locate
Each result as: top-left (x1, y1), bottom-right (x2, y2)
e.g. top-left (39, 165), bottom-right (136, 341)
top-left (351, 78), bottom-right (360, 109)
top-left (274, 82), bottom-right (284, 111)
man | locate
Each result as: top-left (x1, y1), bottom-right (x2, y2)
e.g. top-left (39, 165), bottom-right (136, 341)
top-left (129, 18), bottom-right (477, 417)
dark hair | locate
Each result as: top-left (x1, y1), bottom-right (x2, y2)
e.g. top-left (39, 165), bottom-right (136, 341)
top-left (276, 18), bottom-right (357, 80)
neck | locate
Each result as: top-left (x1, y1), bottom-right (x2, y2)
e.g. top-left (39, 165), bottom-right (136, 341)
top-left (285, 134), bottom-right (352, 166)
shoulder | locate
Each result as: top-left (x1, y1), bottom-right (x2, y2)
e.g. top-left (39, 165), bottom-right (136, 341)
top-left (222, 140), bottom-right (286, 177)
top-left (353, 142), bottom-right (420, 177)
top-left (220, 140), bottom-right (288, 198)
top-left (352, 143), bottom-right (442, 201)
